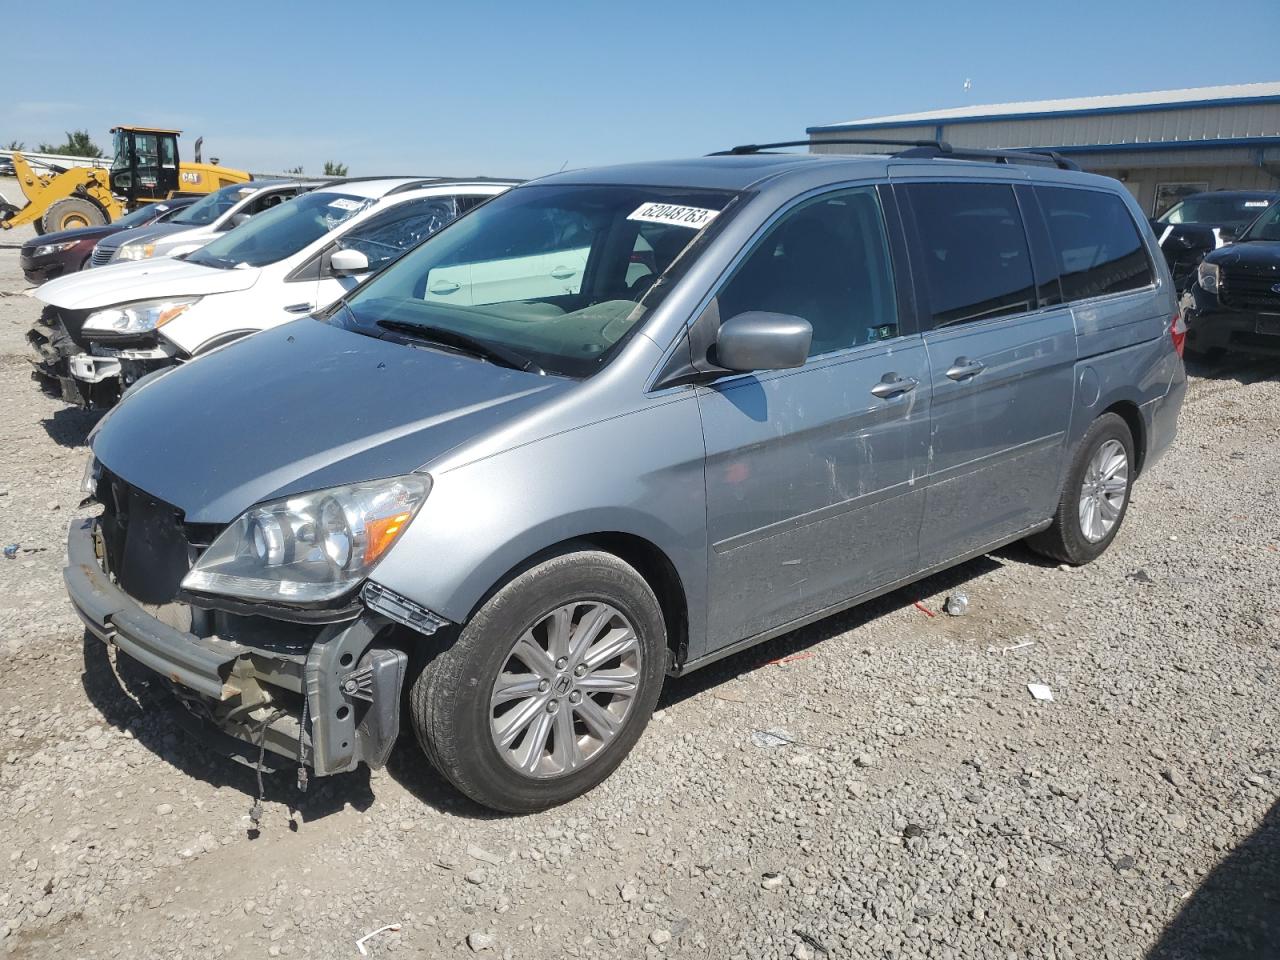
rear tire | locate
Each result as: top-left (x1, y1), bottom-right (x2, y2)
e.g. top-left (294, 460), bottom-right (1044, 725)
top-left (1028, 413), bottom-right (1135, 565)
top-left (42, 198), bottom-right (106, 233)
top-left (410, 550), bottom-right (667, 813)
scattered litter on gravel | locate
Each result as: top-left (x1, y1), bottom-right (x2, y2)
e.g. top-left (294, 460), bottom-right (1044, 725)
top-left (1, 232), bottom-right (1278, 958)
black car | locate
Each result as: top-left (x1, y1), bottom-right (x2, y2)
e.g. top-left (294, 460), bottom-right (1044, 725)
top-left (1182, 199), bottom-right (1280, 359)
top-left (1153, 190), bottom-right (1280, 292)
top-left (18, 197), bottom-right (196, 284)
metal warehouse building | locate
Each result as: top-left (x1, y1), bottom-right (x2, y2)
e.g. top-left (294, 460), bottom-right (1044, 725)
top-left (808, 82), bottom-right (1280, 217)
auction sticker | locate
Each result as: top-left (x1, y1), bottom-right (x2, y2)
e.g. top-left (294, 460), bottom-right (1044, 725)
top-left (328, 198), bottom-right (365, 211)
top-left (627, 202), bottom-right (719, 229)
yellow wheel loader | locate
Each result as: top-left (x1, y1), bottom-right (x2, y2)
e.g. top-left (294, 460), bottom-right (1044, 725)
top-left (0, 126), bottom-right (251, 234)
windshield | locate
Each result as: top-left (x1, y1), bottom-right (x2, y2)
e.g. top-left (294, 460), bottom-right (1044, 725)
top-left (170, 184), bottom-right (256, 227)
top-left (110, 130), bottom-right (128, 172)
top-left (331, 184), bottom-right (737, 377)
top-left (187, 191), bottom-right (373, 269)
top-left (1159, 194), bottom-right (1276, 230)
top-left (1239, 201), bottom-right (1280, 241)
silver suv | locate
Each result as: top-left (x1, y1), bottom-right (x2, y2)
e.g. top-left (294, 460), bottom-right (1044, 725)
top-left (67, 142), bottom-right (1186, 812)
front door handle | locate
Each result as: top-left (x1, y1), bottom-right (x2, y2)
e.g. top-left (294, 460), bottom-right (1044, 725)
top-left (549, 266), bottom-right (577, 280)
top-left (945, 357), bottom-right (986, 381)
top-left (870, 374), bottom-right (919, 399)
top-left (284, 302), bottom-right (315, 314)
top-left (429, 280), bottom-right (461, 294)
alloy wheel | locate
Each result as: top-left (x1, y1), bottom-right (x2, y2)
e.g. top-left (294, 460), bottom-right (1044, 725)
top-left (1078, 439), bottom-right (1128, 543)
top-left (489, 601), bottom-right (641, 778)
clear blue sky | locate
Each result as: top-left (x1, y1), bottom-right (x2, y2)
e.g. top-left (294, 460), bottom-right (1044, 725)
top-left (4, 0), bottom-right (1278, 179)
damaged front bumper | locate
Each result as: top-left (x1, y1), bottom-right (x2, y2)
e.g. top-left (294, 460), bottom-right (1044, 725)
top-left (65, 518), bottom-right (439, 776)
top-left (28, 309), bottom-right (180, 407)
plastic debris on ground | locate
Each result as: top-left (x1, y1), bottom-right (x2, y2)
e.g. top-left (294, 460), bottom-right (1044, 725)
top-left (356, 923), bottom-right (403, 956)
top-left (943, 593), bottom-right (969, 616)
top-left (751, 728), bottom-right (798, 748)
top-left (913, 601), bottom-right (936, 617)
top-left (3, 544), bottom-right (17, 559)
top-left (1027, 683), bottom-right (1055, 702)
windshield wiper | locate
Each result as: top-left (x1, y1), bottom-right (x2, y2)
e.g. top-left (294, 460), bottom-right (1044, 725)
top-left (375, 319), bottom-right (545, 374)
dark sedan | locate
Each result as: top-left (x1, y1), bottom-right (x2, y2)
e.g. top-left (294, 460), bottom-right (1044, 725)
top-left (1153, 190), bottom-right (1279, 292)
top-left (19, 197), bottom-right (196, 284)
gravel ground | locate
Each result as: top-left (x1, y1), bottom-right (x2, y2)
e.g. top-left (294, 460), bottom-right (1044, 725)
top-left (0, 235), bottom-right (1278, 960)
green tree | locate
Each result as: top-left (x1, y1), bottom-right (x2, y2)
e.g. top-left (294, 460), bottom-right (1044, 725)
top-left (323, 161), bottom-right (349, 177)
top-left (4, 140), bottom-right (23, 151)
top-left (37, 130), bottom-right (103, 158)
top-left (285, 165), bottom-right (304, 176)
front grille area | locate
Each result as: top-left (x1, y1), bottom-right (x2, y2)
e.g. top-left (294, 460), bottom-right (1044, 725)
top-left (98, 471), bottom-right (195, 605)
top-left (1220, 269), bottom-right (1280, 311)
top-left (89, 245), bottom-right (115, 267)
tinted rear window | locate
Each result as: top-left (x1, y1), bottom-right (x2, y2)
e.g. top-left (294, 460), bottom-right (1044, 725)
top-left (904, 182), bottom-right (1036, 327)
top-left (1037, 186), bottom-right (1154, 301)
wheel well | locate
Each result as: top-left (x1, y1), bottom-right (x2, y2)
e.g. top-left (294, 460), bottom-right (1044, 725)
top-left (1101, 400), bottom-right (1146, 476)
top-left (473, 533), bottom-right (690, 669)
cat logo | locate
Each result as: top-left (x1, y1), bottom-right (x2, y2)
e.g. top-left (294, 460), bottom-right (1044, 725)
top-left (181, 171), bottom-right (202, 185)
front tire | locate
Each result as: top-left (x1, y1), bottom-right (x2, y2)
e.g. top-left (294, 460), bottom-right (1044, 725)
top-left (42, 198), bottom-right (106, 233)
top-left (411, 550), bottom-right (667, 813)
top-left (1028, 413), bottom-right (1135, 565)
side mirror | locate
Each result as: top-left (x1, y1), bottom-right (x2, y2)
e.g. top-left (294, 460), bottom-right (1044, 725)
top-left (1218, 225), bottom-right (1238, 244)
top-left (230, 212), bottom-right (252, 228)
top-left (714, 311), bottom-right (812, 372)
top-left (329, 248), bottom-right (370, 277)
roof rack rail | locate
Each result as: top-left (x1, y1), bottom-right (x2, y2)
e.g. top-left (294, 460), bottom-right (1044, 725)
top-left (711, 138), bottom-right (1081, 171)
top-left (894, 144), bottom-right (1080, 171)
top-left (710, 137), bottom-right (946, 156)
top-left (385, 176), bottom-right (523, 195)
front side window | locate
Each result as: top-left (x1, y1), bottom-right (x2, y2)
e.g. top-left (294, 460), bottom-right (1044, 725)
top-left (334, 197), bottom-right (460, 272)
top-left (1239, 200), bottom-right (1280, 242)
top-left (333, 184), bottom-right (737, 377)
top-left (186, 191), bottom-right (373, 269)
top-left (1037, 186), bottom-right (1154, 301)
top-left (170, 184), bottom-right (256, 227)
top-left (905, 182), bottom-right (1036, 327)
top-left (716, 187), bottom-right (898, 356)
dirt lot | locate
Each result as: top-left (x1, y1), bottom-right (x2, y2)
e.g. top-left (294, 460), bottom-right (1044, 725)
top-left (0, 231), bottom-right (1278, 960)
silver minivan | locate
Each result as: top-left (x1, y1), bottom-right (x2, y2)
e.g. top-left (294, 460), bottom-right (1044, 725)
top-left (67, 144), bottom-right (1187, 812)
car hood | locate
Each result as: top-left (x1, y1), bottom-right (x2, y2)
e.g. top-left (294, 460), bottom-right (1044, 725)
top-left (1205, 240), bottom-right (1280, 272)
top-left (34, 257), bottom-right (259, 309)
top-left (95, 222), bottom-right (188, 254)
top-left (91, 318), bottom-right (571, 523)
top-left (21, 224), bottom-right (114, 250)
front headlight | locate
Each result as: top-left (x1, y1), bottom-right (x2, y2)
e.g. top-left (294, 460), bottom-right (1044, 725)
top-left (1198, 260), bottom-right (1220, 294)
top-left (33, 241), bottom-right (80, 258)
top-left (81, 455), bottom-right (101, 495)
top-left (117, 242), bottom-right (156, 261)
top-left (82, 297), bottom-right (200, 336)
top-left (181, 475), bottom-right (431, 604)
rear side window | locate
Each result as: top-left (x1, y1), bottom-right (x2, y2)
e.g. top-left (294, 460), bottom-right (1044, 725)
top-left (904, 183), bottom-right (1036, 327)
top-left (1037, 186), bottom-right (1154, 301)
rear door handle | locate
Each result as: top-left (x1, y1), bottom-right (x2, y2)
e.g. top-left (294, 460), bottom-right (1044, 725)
top-left (549, 266), bottom-right (577, 280)
top-left (429, 280), bottom-right (461, 294)
top-left (870, 374), bottom-right (919, 399)
top-left (945, 357), bottom-right (986, 381)
top-left (284, 302), bottom-right (315, 314)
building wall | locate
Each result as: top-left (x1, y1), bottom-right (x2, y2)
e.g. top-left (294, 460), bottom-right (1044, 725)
top-left (809, 101), bottom-right (1280, 217)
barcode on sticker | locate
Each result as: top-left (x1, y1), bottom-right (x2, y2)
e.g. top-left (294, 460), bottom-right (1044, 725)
top-left (627, 202), bottom-right (719, 229)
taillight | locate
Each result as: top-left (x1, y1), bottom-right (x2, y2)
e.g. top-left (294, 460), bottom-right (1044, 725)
top-left (1170, 310), bottom-right (1187, 358)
